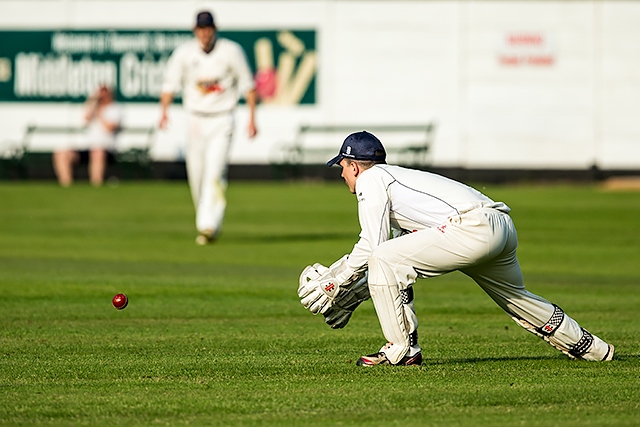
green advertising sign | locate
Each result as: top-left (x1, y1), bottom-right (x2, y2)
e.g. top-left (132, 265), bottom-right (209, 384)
top-left (0, 29), bottom-right (316, 104)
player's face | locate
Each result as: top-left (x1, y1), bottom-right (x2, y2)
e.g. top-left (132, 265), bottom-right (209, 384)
top-left (339, 158), bottom-right (358, 194)
top-left (194, 26), bottom-right (215, 49)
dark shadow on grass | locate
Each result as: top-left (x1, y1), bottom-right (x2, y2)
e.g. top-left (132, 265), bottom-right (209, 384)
top-left (602, 354), bottom-right (639, 362)
top-left (426, 355), bottom-right (577, 364)
top-left (221, 232), bottom-right (348, 243)
top-left (425, 353), bottom-right (638, 364)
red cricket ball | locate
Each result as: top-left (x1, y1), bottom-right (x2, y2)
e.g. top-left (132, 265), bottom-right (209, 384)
top-left (112, 293), bottom-right (128, 310)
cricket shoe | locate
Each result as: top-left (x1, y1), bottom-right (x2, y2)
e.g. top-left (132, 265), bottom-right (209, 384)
top-left (195, 229), bottom-right (219, 245)
top-left (356, 351), bottom-right (422, 367)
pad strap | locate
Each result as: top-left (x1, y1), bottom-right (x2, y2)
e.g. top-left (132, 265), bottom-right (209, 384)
top-left (537, 304), bottom-right (565, 336)
top-left (409, 330), bottom-right (418, 347)
top-left (399, 287), bottom-right (414, 305)
top-left (401, 288), bottom-right (418, 347)
top-left (569, 328), bottom-right (594, 358)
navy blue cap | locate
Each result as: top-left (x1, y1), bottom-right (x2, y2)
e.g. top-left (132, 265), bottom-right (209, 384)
top-left (327, 131), bottom-right (386, 167)
top-left (195, 11), bottom-right (215, 28)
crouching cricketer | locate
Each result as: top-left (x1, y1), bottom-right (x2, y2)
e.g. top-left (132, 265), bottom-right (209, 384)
top-left (298, 130), bottom-right (614, 366)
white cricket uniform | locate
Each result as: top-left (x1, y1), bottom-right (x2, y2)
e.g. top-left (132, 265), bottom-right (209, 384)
top-left (161, 37), bottom-right (255, 234)
top-left (341, 164), bottom-right (611, 364)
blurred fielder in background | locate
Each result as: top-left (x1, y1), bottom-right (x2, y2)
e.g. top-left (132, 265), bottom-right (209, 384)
top-left (53, 85), bottom-right (122, 187)
top-left (298, 131), bottom-right (614, 366)
top-left (159, 10), bottom-right (258, 245)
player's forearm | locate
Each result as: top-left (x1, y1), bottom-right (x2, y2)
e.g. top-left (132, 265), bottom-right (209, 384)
top-left (84, 101), bottom-right (98, 122)
top-left (346, 238), bottom-right (373, 275)
top-left (245, 89), bottom-right (257, 122)
top-left (160, 92), bottom-right (174, 113)
top-left (158, 92), bottom-right (174, 128)
top-left (244, 89), bottom-right (258, 137)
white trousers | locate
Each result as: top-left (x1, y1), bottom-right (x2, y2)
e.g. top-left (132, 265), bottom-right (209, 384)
top-left (368, 208), bottom-right (610, 364)
top-left (185, 112), bottom-right (234, 234)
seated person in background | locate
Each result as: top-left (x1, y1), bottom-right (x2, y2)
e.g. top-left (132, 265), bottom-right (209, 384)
top-left (53, 85), bottom-right (122, 187)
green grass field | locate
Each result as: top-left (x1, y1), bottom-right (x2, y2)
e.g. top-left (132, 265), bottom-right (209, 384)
top-left (1, 180), bottom-right (639, 426)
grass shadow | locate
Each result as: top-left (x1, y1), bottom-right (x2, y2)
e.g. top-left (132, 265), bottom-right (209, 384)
top-left (425, 353), bottom-right (638, 365)
top-left (222, 232), bottom-right (348, 243)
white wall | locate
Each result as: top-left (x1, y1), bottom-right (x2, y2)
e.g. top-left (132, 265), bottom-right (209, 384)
top-left (1, 0), bottom-right (639, 169)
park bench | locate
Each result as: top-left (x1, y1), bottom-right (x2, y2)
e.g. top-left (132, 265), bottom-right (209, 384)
top-left (274, 123), bottom-right (436, 167)
top-left (0, 124), bottom-right (156, 179)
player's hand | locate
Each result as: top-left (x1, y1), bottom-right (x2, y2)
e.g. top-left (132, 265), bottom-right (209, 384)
top-left (323, 305), bottom-right (353, 329)
top-left (247, 121), bottom-right (257, 139)
top-left (298, 264), bottom-right (336, 314)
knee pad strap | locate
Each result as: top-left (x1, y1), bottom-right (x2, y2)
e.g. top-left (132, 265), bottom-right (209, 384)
top-left (569, 328), bottom-right (594, 358)
top-left (399, 287), bottom-right (414, 305)
top-left (537, 304), bottom-right (565, 336)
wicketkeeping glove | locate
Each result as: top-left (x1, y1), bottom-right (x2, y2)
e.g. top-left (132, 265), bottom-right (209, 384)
top-left (298, 263), bottom-right (339, 315)
top-left (298, 261), bottom-right (371, 328)
top-left (322, 273), bottom-right (370, 329)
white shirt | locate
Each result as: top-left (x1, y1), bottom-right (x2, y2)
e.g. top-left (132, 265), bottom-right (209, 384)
top-left (84, 103), bottom-right (122, 150)
top-left (346, 164), bottom-right (510, 272)
top-left (161, 38), bottom-right (255, 114)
